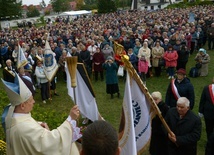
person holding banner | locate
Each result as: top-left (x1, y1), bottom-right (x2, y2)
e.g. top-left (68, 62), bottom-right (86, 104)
top-left (165, 68), bottom-right (195, 110)
top-left (3, 59), bottom-right (17, 83)
top-left (1, 73), bottom-right (81, 155)
top-left (150, 91), bottom-right (169, 155)
top-left (165, 97), bottom-right (202, 155)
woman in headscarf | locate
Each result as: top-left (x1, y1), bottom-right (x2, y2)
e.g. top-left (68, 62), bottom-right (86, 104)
top-left (102, 56), bottom-right (120, 99)
top-left (194, 48), bottom-right (210, 76)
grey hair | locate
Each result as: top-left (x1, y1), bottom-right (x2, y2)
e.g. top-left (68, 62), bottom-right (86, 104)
top-left (151, 91), bottom-right (162, 100)
top-left (177, 97), bottom-right (190, 107)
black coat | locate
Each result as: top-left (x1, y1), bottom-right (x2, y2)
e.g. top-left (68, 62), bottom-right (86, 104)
top-left (79, 50), bottom-right (90, 66)
top-left (71, 52), bottom-right (82, 63)
top-left (177, 46), bottom-right (189, 62)
top-left (150, 101), bottom-right (169, 155)
top-left (3, 66), bottom-right (16, 82)
top-left (199, 85), bottom-right (214, 119)
top-left (205, 132), bottom-right (214, 155)
top-left (165, 78), bottom-right (195, 109)
top-left (165, 108), bottom-right (202, 155)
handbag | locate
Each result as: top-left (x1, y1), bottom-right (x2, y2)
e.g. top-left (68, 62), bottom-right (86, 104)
top-left (158, 58), bottom-right (165, 67)
top-left (117, 65), bottom-right (124, 77)
top-left (195, 63), bottom-right (202, 69)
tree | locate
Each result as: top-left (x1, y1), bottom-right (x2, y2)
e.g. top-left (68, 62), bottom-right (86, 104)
top-left (76, 0), bottom-right (84, 10)
top-left (0, 0), bottom-right (22, 20)
top-left (97, 0), bottom-right (117, 13)
top-left (84, 0), bottom-right (97, 5)
top-left (51, 0), bottom-right (71, 13)
top-left (26, 5), bottom-right (40, 17)
top-left (77, 0), bottom-right (98, 10)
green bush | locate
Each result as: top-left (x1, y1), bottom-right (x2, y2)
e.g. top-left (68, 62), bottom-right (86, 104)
top-left (39, 16), bottom-right (45, 24)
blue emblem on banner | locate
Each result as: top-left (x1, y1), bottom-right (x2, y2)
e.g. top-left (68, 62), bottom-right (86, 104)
top-left (44, 54), bottom-right (54, 67)
top-left (132, 100), bottom-right (141, 127)
top-left (133, 99), bottom-right (150, 141)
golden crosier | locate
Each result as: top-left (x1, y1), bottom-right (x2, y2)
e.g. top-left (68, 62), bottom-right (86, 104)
top-left (66, 56), bottom-right (78, 88)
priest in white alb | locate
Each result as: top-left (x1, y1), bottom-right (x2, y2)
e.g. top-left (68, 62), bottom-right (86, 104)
top-left (1, 73), bottom-right (81, 155)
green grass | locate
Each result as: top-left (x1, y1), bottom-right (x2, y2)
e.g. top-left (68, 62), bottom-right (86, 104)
top-left (0, 45), bottom-right (213, 155)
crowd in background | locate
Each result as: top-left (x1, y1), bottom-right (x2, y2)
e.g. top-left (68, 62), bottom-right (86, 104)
top-left (0, 5), bottom-right (213, 75)
top-left (0, 5), bottom-right (213, 98)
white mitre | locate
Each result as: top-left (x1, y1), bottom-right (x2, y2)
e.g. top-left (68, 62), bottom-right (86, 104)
top-left (1, 73), bottom-right (32, 106)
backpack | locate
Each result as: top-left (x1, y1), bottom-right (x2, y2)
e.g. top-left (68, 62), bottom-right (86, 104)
top-left (189, 67), bottom-right (199, 78)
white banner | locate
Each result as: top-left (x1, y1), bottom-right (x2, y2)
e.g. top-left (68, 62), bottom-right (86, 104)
top-left (65, 61), bottom-right (99, 121)
top-left (43, 40), bottom-right (59, 81)
top-left (17, 44), bottom-right (28, 69)
top-left (119, 73), bottom-right (151, 154)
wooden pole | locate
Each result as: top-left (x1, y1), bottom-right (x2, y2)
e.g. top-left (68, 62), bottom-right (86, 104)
top-left (48, 81), bottom-right (52, 103)
top-left (121, 55), bottom-right (173, 135)
top-left (66, 56), bottom-right (80, 125)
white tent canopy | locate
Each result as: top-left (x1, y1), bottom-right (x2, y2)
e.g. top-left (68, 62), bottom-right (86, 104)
top-left (59, 10), bottom-right (92, 16)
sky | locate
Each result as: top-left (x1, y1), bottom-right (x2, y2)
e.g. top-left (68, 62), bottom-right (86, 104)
top-left (22, 0), bottom-right (50, 6)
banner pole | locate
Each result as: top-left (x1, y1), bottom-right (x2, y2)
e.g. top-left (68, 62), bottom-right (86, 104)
top-left (48, 81), bottom-right (52, 103)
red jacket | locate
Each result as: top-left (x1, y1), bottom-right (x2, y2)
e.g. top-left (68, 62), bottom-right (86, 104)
top-left (164, 50), bottom-right (178, 67)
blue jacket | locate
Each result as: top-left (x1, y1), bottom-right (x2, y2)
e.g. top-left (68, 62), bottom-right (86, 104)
top-left (133, 46), bottom-right (141, 56)
top-left (1, 46), bottom-right (8, 56)
top-left (128, 53), bottom-right (138, 70)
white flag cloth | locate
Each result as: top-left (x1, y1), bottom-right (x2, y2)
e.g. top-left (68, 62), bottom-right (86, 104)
top-left (43, 40), bottom-right (59, 81)
top-left (119, 73), bottom-right (151, 155)
top-left (65, 61), bottom-right (99, 121)
top-left (17, 44), bottom-right (28, 69)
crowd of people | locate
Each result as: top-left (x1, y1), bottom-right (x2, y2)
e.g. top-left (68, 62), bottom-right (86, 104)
top-left (1, 4), bottom-right (214, 155)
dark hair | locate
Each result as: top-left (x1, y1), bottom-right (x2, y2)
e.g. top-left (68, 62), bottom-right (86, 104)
top-left (82, 120), bottom-right (119, 155)
top-left (168, 45), bottom-right (173, 50)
